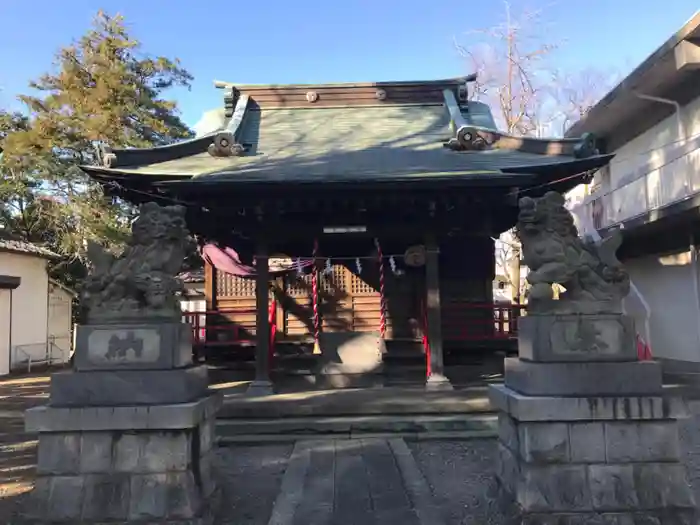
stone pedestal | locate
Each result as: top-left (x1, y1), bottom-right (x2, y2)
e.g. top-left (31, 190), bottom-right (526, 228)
top-left (490, 313), bottom-right (697, 524)
top-left (25, 322), bottom-right (222, 524)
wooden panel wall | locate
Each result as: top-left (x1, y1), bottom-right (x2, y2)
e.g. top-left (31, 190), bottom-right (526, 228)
top-left (215, 269), bottom-right (258, 338)
top-left (214, 264), bottom-right (394, 340)
top-left (210, 251), bottom-right (495, 343)
top-left (283, 272), bottom-right (314, 337)
top-left (348, 271), bottom-right (381, 333)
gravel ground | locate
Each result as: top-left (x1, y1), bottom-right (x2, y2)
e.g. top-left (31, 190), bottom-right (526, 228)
top-left (680, 401), bottom-right (700, 505)
top-left (214, 444), bottom-right (294, 525)
top-left (408, 439), bottom-right (508, 524)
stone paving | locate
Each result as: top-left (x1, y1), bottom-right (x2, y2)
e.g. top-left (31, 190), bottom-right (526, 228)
top-left (1, 372), bottom-right (700, 523)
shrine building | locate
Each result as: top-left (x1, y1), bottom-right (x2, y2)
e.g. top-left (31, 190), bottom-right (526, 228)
top-left (80, 76), bottom-right (613, 388)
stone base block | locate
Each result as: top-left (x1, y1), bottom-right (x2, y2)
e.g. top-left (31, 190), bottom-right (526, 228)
top-left (518, 313), bottom-right (637, 362)
top-left (489, 384), bottom-right (689, 421)
top-left (26, 392), bottom-right (222, 433)
top-left (426, 373), bottom-right (454, 391)
top-left (491, 385), bottom-right (697, 521)
top-left (74, 322), bottom-right (193, 371)
top-left (25, 394), bottom-right (222, 523)
top-left (49, 365), bottom-right (210, 406)
top-left (507, 510), bottom-right (699, 525)
top-left (504, 358), bottom-right (663, 396)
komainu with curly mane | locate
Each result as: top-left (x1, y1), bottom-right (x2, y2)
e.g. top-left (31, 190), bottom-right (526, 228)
top-left (517, 191), bottom-right (630, 314)
top-left (81, 202), bottom-right (191, 323)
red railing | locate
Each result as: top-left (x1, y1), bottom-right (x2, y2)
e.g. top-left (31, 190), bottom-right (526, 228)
top-left (182, 299), bottom-right (277, 356)
top-left (420, 301), bottom-right (523, 378)
top-left (441, 302), bottom-right (525, 341)
top-left (184, 301), bottom-right (521, 363)
top-left (420, 301), bottom-right (431, 378)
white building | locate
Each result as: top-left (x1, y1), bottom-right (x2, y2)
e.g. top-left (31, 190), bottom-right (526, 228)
top-left (0, 238), bottom-right (74, 374)
top-left (566, 11), bottom-right (700, 373)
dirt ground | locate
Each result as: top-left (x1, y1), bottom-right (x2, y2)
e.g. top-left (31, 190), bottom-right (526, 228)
top-left (0, 373), bottom-right (49, 523)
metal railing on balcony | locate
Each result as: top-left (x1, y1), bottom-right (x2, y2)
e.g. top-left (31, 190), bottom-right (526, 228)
top-left (571, 132), bottom-right (700, 233)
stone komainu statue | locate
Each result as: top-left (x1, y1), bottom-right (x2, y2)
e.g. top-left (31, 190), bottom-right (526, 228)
top-left (81, 202), bottom-right (191, 324)
top-left (516, 191), bottom-right (630, 315)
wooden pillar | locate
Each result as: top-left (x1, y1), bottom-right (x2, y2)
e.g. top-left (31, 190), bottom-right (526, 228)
top-left (425, 234), bottom-right (452, 390)
top-left (247, 238), bottom-right (273, 396)
top-left (204, 260), bottom-right (217, 311)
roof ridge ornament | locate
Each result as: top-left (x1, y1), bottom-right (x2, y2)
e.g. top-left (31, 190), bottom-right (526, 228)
top-left (208, 132), bottom-right (245, 157)
top-left (444, 125), bottom-right (599, 158)
top-left (441, 84), bottom-right (599, 157)
top-left (96, 144), bottom-right (117, 168)
top-left (207, 93), bottom-right (250, 158)
top-left (92, 89), bottom-right (251, 167)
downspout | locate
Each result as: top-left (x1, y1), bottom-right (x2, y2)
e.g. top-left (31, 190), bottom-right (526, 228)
top-left (690, 234), bottom-right (700, 354)
top-left (633, 92), bottom-right (686, 138)
top-left (46, 272), bottom-right (51, 362)
top-left (634, 92), bottom-right (691, 201)
top-left (8, 290), bottom-right (13, 375)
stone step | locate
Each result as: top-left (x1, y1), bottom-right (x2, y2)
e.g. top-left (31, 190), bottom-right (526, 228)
top-left (216, 413), bottom-right (497, 444)
top-left (219, 386), bottom-right (493, 418)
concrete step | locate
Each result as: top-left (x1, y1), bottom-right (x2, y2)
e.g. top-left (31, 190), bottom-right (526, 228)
top-left (216, 413), bottom-right (498, 444)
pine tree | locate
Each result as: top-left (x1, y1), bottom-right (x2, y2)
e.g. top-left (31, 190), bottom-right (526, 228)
top-left (1, 11), bottom-right (194, 287)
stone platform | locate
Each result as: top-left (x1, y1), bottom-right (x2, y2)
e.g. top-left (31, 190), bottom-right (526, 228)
top-left (218, 386), bottom-right (493, 418)
top-left (490, 384), bottom-right (697, 523)
top-left (25, 393), bottom-right (222, 524)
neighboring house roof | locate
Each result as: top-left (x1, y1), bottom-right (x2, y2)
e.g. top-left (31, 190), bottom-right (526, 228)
top-left (0, 238), bottom-right (59, 259)
top-left (49, 278), bottom-right (77, 297)
top-left (81, 77), bottom-right (610, 191)
top-left (566, 11), bottom-right (700, 145)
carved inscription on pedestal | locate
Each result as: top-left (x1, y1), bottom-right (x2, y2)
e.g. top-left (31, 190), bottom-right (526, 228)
top-left (86, 328), bottom-right (161, 365)
top-left (549, 316), bottom-right (623, 357)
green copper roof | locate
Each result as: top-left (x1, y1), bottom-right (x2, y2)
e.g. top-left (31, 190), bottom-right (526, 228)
top-left (82, 78), bottom-right (610, 186)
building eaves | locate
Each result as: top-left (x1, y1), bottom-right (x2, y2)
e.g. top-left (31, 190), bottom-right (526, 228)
top-left (49, 278), bottom-right (77, 297)
top-left (566, 10), bottom-right (700, 140)
top-left (0, 238), bottom-right (59, 259)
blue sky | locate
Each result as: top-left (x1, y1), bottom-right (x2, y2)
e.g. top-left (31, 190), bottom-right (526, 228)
top-left (0, 1), bottom-right (697, 128)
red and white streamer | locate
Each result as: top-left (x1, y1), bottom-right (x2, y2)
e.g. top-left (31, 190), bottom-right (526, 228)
top-left (375, 238), bottom-right (387, 339)
top-left (312, 239), bottom-right (320, 350)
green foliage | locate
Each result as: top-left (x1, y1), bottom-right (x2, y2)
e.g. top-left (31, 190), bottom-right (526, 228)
top-left (0, 11), bottom-right (195, 289)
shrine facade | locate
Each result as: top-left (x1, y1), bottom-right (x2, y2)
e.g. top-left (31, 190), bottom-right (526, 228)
top-left (81, 76), bottom-right (613, 389)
